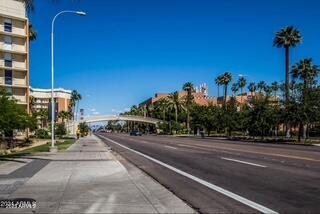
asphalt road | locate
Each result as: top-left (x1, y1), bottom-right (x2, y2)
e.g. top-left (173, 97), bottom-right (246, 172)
top-left (96, 133), bottom-right (320, 213)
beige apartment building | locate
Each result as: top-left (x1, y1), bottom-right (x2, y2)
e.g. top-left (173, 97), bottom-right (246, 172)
top-left (0, 0), bottom-right (29, 111)
top-left (30, 87), bottom-right (72, 114)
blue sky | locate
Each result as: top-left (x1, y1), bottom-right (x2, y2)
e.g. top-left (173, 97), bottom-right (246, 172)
top-left (29, 0), bottom-right (320, 116)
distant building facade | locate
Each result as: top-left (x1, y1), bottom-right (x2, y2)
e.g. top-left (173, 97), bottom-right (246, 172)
top-left (139, 83), bottom-right (278, 109)
top-left (30, 87), bottom-right (72, 114)
top-left (0, 0), bottom-right (30, 111)
top-left (139, 83), bottom-right (217, 107)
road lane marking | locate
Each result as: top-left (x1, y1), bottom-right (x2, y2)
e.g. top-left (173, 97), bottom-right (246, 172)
top-left (221, 157), bottom-right (267, 168)
top-left (178, 143), bottom-right (319, 162)
top-left (98, 135), bottom-right (278, 214)
top-left (164, 145), bottom-right (178, 150)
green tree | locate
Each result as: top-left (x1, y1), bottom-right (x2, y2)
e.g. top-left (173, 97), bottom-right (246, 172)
top-left (58, 111), bottom-right (70, 124)
top-left (78, 122), bottom-right (90, 137)
top-left (274, 26), bottom-right (302, 102)
top-left (147, 104), bottom-right (155, 118)
top-left (223, 97), bottom-right (238, 137)
top-left (38, 109), bottom-right (49, 128)
top-left (154, 98), bottom-right (169, 121)
top-left (291, 58), bottom-right (320, 141)
top-left (247, 96), bottom-right (276, 139)
top-left (55, 123), bottom-right (66, 138)
top-left (168, 91), bottom-right (183, 123)
top-left (0, 90), bottom-right (36, 144)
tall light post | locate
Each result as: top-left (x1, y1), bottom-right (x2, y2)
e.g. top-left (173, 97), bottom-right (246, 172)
top-left (51, 10), bottom-right (86, 152)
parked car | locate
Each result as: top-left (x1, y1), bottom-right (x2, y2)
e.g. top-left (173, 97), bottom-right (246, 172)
top-left (130, 131), bottom-right (142, 136)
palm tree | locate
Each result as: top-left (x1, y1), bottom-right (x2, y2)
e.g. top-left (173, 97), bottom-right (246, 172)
top-left (70, 90), bottom-right (82, 121)
top-left (38, 108), bottom-right (48, 128)
top-left (291, 58), bottom-right (320, 89)
top-left (237, 77), bottom-right (247, 103)
top-left (271, 81), bottom-right (280, 98)
top-left (291, 58), bottom-right (320, 140)
top-left (29, 95), bottom-right (36, 114)
top-left (231, 83), bottom-right (239, 97)
top-left (257, 81), bottom-right (267, 93)
top-left (215, 76), bottom-right (223, 98)
top-left (182, 82), bottom-right (195, 133)
top-left (147, 104), bottom-right (154, 118)
top-left (29, 23), bottom-right (37, 41)
top-left (168, 91), bottom-right (183, 123)
top-left (220, 72), bottom-right (232, 105)
top-left (274, 26), bottom-right (302, 102)
top-left (129, 105), bottom-right (143, 116)
top-left (19, 0), bottom-right (35, 14)
top-left (58, 111), bottom-right (69, 124)
top-left (248, 82), bottom-right (256, 97)
top-left (155, 98), bottom-right (169, 121)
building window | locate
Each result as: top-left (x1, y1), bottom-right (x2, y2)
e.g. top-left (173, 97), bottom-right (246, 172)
top-left (6, 87), bottom-right (13, 95)
top-left (4, 59), bottom-right (12, 67)
top-left (4, 53), bottom-right (12, 67)
top-left (4, 19), bottom-right (12, 32)
top-left (5, 70), bottom-right (13, 85)
top-left (4, 36), bottom-right (12, 50)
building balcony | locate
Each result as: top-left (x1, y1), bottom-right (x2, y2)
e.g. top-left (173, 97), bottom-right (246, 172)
top-left (0, 28), bottom-right (27, 38)
top-left (0, 83), bottom-right (27, 88)
top-left (0, 64), bottom-right (27, 71)
top-left (0, 44), bottom-right (27, 55)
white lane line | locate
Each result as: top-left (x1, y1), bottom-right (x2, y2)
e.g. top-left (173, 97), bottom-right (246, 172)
top-left (98, 135), bottom-right (278, 214)
top-left (221, 157), bottom-right (267, 168)
top-left (164, 145), bottom-right (178, 150)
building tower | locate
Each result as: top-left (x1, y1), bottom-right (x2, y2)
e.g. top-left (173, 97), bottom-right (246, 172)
top-left (0, 0), bottom-right (29, 111)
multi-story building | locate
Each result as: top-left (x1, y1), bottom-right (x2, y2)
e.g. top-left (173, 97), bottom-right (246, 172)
top-left (30, 87), bottom-right (72, 114)
top-left (139, 83), bottom-right (217, 108)
top-left (0, 0), bottom-right (29, 111)
top-left (139, 83), bottom-right (279, 110)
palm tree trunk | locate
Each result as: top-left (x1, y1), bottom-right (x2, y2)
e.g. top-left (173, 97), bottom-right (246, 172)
top-left (285, 46), bottom-right (290, 102)
top-left (298, 122), bottom-right (302, 142)
top-left (224, 85), bottom-right (228, 106)
top-left (163, 109), bottom-right (166, 121)
top-left (285, 46), bottom-right (291, 138)
top-left (187, 109), bottom-right (190, 134)
top-left (175, 106), bottom-right (178, 123)
top-left (217, 85), bottom-right (220, 97)
top-left (303, 124), bottom-right (307, 140)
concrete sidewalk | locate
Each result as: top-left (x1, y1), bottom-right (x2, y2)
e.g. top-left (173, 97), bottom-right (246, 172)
top-left (0, 136), bottom-right (194, 213)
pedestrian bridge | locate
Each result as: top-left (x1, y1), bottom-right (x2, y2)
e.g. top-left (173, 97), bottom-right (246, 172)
top-left (68, 115), bottom-right (163, 134)
top-left (81, 115), bottom-right (162, 125)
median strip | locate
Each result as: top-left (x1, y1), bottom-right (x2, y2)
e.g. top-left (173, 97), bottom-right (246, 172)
top-left (98, 134), bottom-right (278, 214)
top-left (221, 157), bottom-right (267, 168)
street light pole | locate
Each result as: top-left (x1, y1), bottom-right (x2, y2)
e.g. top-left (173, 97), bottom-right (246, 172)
top-left (50, 10), bottom-right (86, 151)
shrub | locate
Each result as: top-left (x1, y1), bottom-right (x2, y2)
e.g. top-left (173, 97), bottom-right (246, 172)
top-left (35, 129), bottom-right (50, 139)
top-left (55, 123), bottom-right (67, 138)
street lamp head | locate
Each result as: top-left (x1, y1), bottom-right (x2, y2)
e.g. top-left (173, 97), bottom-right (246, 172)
top-left (76, 11), bottom-right (86, 16)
